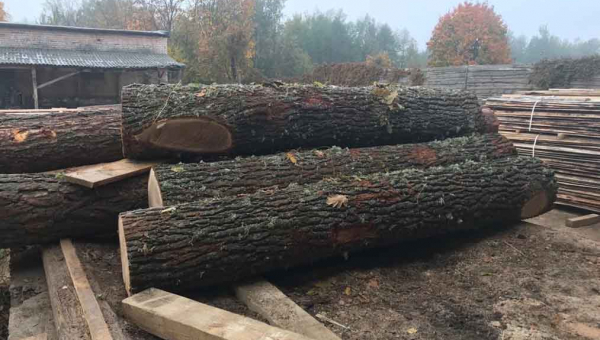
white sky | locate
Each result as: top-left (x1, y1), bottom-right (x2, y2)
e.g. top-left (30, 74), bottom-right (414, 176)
top-left (4, 0), bottom-right (599, 49)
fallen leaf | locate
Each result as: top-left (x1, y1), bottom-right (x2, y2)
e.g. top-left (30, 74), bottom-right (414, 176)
top-left (161, 207), bottom-right (177, 214)
top-left (367, 279), bottom-right (379, 289)
top-left (385, 90), bottom-right (398, 105)
top-left (171, 165), bottom-right (185, 173)
top-left (306, 289), bottom-right (318, 296)
top-left (313, 81), bottom-right (325, 88)
top-left (344, 287), bottom-right (352, 296)
top-left (327, 195), bottom-right (348, 209)
top-left (314, 150), bottom-right (325, 158)
top-left (12, 130), bottom-right (29, 143)
top-left (407, 327), bottom-right (418, 334)
top-left (196, 90), bottom-right (207, 97)
top-left (286, 152), bottom-right (298, 165)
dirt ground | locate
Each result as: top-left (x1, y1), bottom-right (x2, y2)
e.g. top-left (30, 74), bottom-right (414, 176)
top-left (4, 208), bottom-right (600, 340)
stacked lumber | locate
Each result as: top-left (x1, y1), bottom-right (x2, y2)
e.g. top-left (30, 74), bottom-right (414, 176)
top-left (422, 64), bottom-right (534, 98)
top-left (487, 91), bottom-right (600, 212)
top-left (5, 83), bottom-right (558, 340)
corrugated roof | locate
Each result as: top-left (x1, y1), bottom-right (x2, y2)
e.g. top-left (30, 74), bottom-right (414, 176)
top-left (0, 22), bottom-right (170, 37)
top-left (0, 47), bottom-right (185, 69)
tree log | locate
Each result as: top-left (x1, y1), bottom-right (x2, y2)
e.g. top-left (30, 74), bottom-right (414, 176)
top-left (0, 174), bottom-right (148, 247)
top-left (149, 134), bottom-right (516, 207)
top-left (121, 84), bottom-right (497, 159)
top-left (119, 157), bottom-right (556, 293)
top-left (0, 107), bottom-right (123, 173)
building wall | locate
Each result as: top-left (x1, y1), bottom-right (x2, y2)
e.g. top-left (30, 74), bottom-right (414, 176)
top-left (0, 26), bottom-right (167, 54)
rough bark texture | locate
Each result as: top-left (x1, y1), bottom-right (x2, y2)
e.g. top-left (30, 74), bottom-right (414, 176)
top-left (0, 107), bottom-right (123, 174)
top-left (120, 157), bottom-right (557, 293)
top-left (152, 134), bottom-right (516, 207)
top-left (121, 83), bottom-right (497, 160)
top-left (0, 174), bottom-right (148, 247)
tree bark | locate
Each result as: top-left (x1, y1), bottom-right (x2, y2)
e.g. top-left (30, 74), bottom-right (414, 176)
top-left (119, 157), bottom-right (556, 293)
top-left (0, 107), bottom-right (123, 174)
top-left (121, 84), bottom-right (497, 160)
top-left (0, 174), bottom-right (148, 247)
top-left (149, 134), bottom-right (516, 207)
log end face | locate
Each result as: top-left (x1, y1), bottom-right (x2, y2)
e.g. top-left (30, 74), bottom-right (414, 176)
top-left (118, 215), bottom-right (132, 296)
top-left (136, 118), bottom-right (233, 154)
top-left (148, 168), bottom-right (164, 208)
top-left (521, 191), bottom-right (552, 219)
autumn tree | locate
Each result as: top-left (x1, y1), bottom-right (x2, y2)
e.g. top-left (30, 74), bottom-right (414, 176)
top-left (427, 2), bottom-right (512, 67)
top-left (0, 1), bottom-right (8, 21)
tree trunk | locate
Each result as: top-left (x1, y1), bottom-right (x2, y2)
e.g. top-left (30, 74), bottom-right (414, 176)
top-left (0, 174), bottom-right (148, 247)
top-left (121, 84), bottom-right (497, 160)
top-left (149, 134), bottom-right (516, 207)
top-left (0, 106), bottom-right (123, 174)
top-left (119, 157), bottom-right (556, 294)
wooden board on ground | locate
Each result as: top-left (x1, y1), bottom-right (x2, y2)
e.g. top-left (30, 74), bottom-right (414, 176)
top-left (42, 244), bottom-right (92, 340)
top-left (234, 279), bottom-right (340, 340)
top-left (60, 239), bottom-right (113, 340)
top-left (566, 214), bottom-right (600, 228)
top-left (65, 159), bottom-right (161, 189)
top-left (122, 288), bottom-right (314, 340)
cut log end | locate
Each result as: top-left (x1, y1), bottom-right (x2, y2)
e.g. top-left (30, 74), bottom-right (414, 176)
top-left (136, 118), bottom-right (233, 153)
top-left (119, 215), bottom-right (132, 296)
top-left (521, 191), bottom-right (552, 219)
top-left (148, 168), bottom-right (164, 208)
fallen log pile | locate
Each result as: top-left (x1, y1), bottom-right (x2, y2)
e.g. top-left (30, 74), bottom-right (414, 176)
top-left (5, 83), bottom-right (558, 340)
top-left (487, 91), bottom-right (600, 212)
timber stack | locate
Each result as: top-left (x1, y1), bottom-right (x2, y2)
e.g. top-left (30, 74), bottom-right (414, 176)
top-left (3, 83), bottom-right (558, 340)
top-left (487, 89), bottom-right (600, 212)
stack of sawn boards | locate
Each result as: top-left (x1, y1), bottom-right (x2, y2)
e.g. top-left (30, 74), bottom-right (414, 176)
top-left (486, 89), bottom-right (600, 212)
top-left (2, 84), bottom-right (557, 306)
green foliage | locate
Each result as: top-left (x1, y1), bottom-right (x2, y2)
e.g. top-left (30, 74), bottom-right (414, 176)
top-left (530, 55), bottom-right (600, 89)
top-left (510, 26), bottom-right (600, 64)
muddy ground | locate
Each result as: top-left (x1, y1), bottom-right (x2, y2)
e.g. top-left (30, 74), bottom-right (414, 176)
top-left (5, 209), bottom-right (600, 340)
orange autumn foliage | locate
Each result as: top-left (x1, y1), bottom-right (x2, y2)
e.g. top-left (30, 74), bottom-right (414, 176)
top-left (427, 2), bottom-right (512, 67)
top-left (0, 1), bottom-right (8, 22)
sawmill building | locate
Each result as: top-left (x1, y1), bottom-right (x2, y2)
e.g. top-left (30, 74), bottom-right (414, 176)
top-left (0, 22), bottom-right (184, 109)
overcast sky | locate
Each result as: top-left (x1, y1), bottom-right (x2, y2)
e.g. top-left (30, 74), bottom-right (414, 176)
top-left (4, 0), bottom-right (599, 49)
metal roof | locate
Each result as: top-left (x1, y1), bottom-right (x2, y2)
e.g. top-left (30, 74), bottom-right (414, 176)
top-left (0, 47), bottom-right (185, 69)
top-left (0, 22), bottom-right (170, 37)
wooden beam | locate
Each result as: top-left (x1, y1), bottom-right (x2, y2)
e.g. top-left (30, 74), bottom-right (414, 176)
top-left (37, 71), bottom-right (80, 90)
top-left (64, 159), bottom-right (160, 189)
top-left (122, 288), bottom-right (314, 340)
top-left (566, 214), bottom-right (600, 228)
top-left (235, 279), bottom-right (341, 340)
top-left (31, 68), bottom-right (39, 109)
top-left (60, 239), bottom-right (113, 340)
top-left (42, 243), bottom-right (91, 340)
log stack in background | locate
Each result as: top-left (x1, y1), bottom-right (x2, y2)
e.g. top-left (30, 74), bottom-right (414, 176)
top-left (0, 106), bottom-right (123, 173)
top-left (487, 89), bottom-right (600, 212)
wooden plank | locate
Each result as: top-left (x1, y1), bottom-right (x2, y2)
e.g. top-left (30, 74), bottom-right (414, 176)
top-left (64, 159), bottom-right (160, 189)
top-left (234, 279), bottom-right (340, 340)
top-left (566, 214), bottom-right (600, 228)
top-left (122, 288), bottom-right (314, 340)
top-left (32, 68), bottom-right (39, 109)
top-left (42, 244), bottom-right (92, 340)
top-left (37, 71), bottom-right (81, 90)
top-left (60, 239), bottom-right (113, 340)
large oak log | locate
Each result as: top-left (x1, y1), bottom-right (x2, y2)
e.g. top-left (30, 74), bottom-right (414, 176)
top-left (0, 107), bottom-right (123, 174)
top-left (121, 84), bottom-right (497, 159)
top-left (149, 134), bottom-right (516, 207)
top-left (0, 174), bottom-right (148, 247)
top-left (119, 157), bottom-right (556, 293)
